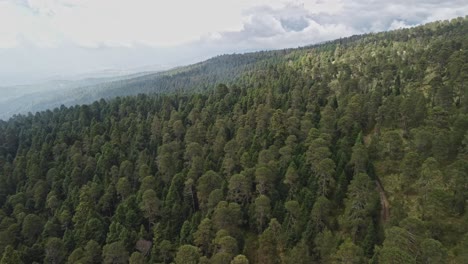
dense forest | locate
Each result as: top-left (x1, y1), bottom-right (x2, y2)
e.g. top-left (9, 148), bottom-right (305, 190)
top-left (0, 17), bottom-right (467, 263)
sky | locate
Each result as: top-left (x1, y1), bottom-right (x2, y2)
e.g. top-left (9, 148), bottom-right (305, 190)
top-left (0, 0), bottom-right (467, 85)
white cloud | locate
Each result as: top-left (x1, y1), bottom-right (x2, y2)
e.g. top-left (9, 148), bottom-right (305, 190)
top-left (0, 0), bottom-right (467, 85)
top-left (0, 1), bottom-right (59, 48)
top-left (2, 0), bottom-right (293, 48)
top-left (2, 0), bottom-right (467, 49)
top-left (389, 20), bottom-right (412, 30)
top-left (202, 4), bottom-right (358, 51)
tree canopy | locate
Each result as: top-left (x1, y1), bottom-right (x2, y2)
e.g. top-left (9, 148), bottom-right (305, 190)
top-left (0, 17), bottom-right (467, 263)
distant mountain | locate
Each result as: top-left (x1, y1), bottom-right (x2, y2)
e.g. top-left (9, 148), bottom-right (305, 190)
top-left (1, 17), bottom-right (467, 122)
top-left (0, 30), bottom-right (376, 121)
top-left (0, 71), bottom-right (159, 120)
top-left (0, 51), bottom-right (283, 120)
top-left (42, 64), bottom-right (170, 81)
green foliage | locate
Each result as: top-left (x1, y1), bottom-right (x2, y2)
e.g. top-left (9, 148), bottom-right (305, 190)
top-left (175, 245), bottom-right (200, 264)
top-left (0, 17), bottom-right (467, 264)
top-left (0, 246), bottom-right (22, 264)
top-left (231, 254), bottom-right (249, 264)
top-left (129, 252), bottom-right (145, 264)
top-left (44, 237), bottom-right (66, 264)
top-left (102, 241), bottom-right (129, 264)
top-left (332, 239), bottom-right (365, 264)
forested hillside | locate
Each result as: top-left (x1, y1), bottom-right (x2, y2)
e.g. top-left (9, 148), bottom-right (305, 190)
top-left (0, 72), bottom-right (158, 120)
top-left (0, 17), bottom-right (467, 263)
top-left (0, 50), bottom-right (283, 120)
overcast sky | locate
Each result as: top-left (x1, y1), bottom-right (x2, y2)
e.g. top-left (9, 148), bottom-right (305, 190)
top-left (1, 0), bottom-right (467, 85)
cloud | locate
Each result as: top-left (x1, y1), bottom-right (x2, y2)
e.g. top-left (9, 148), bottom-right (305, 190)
top-left (195, 0), bottom-right (467, 52)
top-left (0, 0), bottom-right (467, 85)
top-left (313, 0), bottom-right (468, 32)
top-left (1, 0), bottom-right (467, 49)
top-left (2, 0), bottom-right (256, 47)
top-left (388, 20), bottom-right (413, 30)
top-left (281, 17), bottom-right (310, 32)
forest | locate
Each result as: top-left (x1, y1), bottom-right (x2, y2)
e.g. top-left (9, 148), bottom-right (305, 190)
top-left (0, 17), bottom-right (467, 263)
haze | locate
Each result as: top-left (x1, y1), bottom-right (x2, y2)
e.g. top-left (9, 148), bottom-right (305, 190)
top-left (1, 0), bottom-right (467, 86)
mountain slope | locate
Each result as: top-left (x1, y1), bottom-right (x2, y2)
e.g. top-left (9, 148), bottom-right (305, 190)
top-left (0, 72), bottom-right (158, 120)
top-left (0, 17), bottom-right (467, 264)
top-left (0, 50), bottom-right (286, 120)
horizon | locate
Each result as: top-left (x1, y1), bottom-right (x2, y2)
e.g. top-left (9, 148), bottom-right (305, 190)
top-left (0, 0), bottom-right (468, 87)
top-left (1, 0), bottom-right (467, 86)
